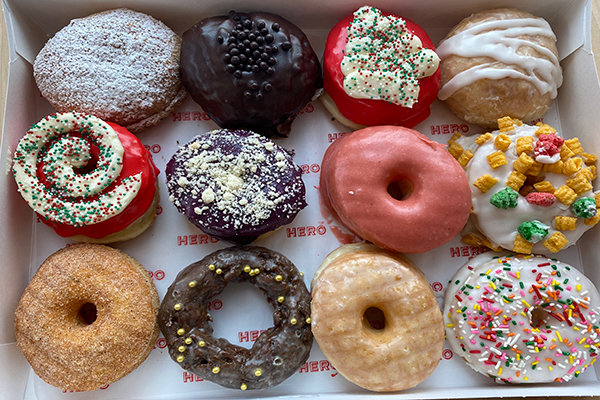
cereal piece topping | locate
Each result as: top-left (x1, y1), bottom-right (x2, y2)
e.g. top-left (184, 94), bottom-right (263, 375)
top-left (489, 187), bottom-right (518, 209)
top-left (525, 192), bottom-right (555, 207)
top-left (563, 157), bottom-right (583, 176)
top-left (513, 152), bottom-right (534, 174)
top-left (535, 123), bottom-right (557, 136)
top-left (581, 152), bottom-right (598, 165)
top-left (572, 197), bottom-right (597, 219)
top-left (585, 215), bottom-right (600, 226)
top-left (533, 181), bottom-right (555, 193)
top-left (487, 151), bottom-right (508, 169)
top-left (543, 160), bottom-right (564, 174)
top-left (553, 185), bottom-right (578, 205)
top-left (461, 234), bottom-right (484, 246)
top-left (517, 220), bottom-right (549, 243)
top-left (448, 132), bottom-right (462, 145)
top-left (475, 133), bottom-right (492, 145)
top-left (505, 171), bottom-right (526, 191)
top-left (473, 174), bottom-right (498, 193)
top-left (516, 136), bottom-right (534, 155)
top-left (564, 138), bottom-right (584, 155)
top-left (525, 161), bottom-right (542, 176)
top-left (448, 142), bottom-right (464, 159)
top-left (554, 216), bottom-right (577, 231)
top-left (513, 233), bottom-right (533, 254)
top-left (566, 174), bottom-right (593, 196)
top-left (497, 116), bottom-right (515, 132)
top-left (543, 231), bottom-right (568, 252)
top-left (494, 133), bottom-right (511, 151)
top-left (457, 149), bottom-right (474, 168)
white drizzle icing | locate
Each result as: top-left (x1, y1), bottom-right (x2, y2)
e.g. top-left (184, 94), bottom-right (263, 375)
top-left (437, 18), bottom-right (562, 101)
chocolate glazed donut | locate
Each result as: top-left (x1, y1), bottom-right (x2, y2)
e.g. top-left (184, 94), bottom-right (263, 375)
top-left (158, 246), bottom-right (313, 390)
top-left (180, 11), bottom-right (322, 138)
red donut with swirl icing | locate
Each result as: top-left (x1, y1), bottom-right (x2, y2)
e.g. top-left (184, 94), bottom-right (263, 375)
top-left (322, 6), bottom-right (441, 129)
top-left (12, 112), bottom-right (159, 243)
top-left (320, 125), bottom-right (471, 253)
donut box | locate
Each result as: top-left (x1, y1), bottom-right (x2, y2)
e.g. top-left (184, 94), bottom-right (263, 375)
top-left (0, 0), bottom-right (599, 399)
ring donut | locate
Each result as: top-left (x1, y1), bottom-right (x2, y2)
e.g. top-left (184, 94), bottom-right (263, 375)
top-left (12, 112), bottom-right (159, 243)
top-left (14, 244), bottom-right (159, 391)
top-left (158, 246), bottom-right (312, 390)
top-left (319, 125), bottom-right (471, 253)
top-left (444, 252), bottom-right (600, 383)
top-left (311, 243), bottom-right (445, 391)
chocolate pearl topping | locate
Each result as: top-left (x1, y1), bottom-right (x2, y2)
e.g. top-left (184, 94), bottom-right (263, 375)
top-left (180, 11), bottom-right (322, 137)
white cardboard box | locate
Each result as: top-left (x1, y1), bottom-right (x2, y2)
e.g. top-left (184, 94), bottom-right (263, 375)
top-left (2, 0), bottom-right (600, 399)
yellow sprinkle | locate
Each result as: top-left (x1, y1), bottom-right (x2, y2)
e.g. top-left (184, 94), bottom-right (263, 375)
top-left (579, 338), bottom-right (587, 344)
top-left (174, 303), bottom-right (182, 311)
top-left (516, 271), bottom-right (521, 279)
top-left (446, 324), bottom-right (454, 328)
top-left (577, 284), bottom-right (582, 291)
top-left (524, 377), bottom-right (529, 381)
top-left (177, 355), bottom-right (185, 363)
top-left (189, 281), bottom-right (197, 288)
top-left (497, 259), bottom-right (502, 263)
top-left (198, 341), bottom-right (206, 347)
top-left (212, 367), bottom-right (220, 374)
top-left (306, 318), bottom-right (312, 324)
top-left (523, 255), bottom-right (532, 259)
top-left (535, 347), bottom-right (539, 353)
top-left (486, 269), bottom-right (492, 275)
top-left (254, 369), bottom-right (263, 377)
top-left (549, 366), bottom-right (553, 371)
top-left (532, 361), bottom-right (539, 365)
top-left (516, 354), bottom-right (520, 361)
top-left (552, 338), bottom-right (556, 342)
top-left (277, 296), bottom-right (285, 303)
top-left (574, 326), bottom-right (580, 331)
top-left (290, 318), bottom-right (298, 325)
top-left (209, 264), bottom-right (216, 270)
top-left (240, 383), bottom-right (247, 391)
top-left (275, 275), bottom-right (283, 281)
top-left (498, 367), bottom-right (503, 376)
top-left (244, 266), bottom-right (251, 273)
top-left (521, 312), bottom-right (527, 318)
top-left (490, 282), bottom-right (497, 290)
top-left (177, 328), bottom-right (185, 336)
top-left (570, 356), bottom-right (574, 364)
top-left (503, 298), bottom-right (509, 304)
top-left (557, 332), bottom-right (563, 342)
top-left (185, 338), bottom-right (192, 345)
top-left (178, 346), bottom-right (186, 353)
top-left (476, 285), bottom-right (480, 289)
top-left (522, 300), bottom-right (531, 308)
top-left (592, 358), bottom-right (597, 365)
top-left (216, 268), bottom-right (223, 274)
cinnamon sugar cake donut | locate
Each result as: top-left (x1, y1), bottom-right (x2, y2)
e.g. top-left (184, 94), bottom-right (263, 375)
top-left (166, 129), bottom-right (306, 244)
top-left (437, 8), bottom-right (563, 128)
top-left (449, 117), bottom-right (599, 254)
top-left (12, 112), bottom-right (160, 243)
top-left (14, 244), bottom-right (159, 391)
top-left (34, 8), bottom-right (186, 133)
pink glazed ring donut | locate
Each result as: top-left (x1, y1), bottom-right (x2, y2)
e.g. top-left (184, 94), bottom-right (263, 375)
top-left (320, 126), bottom-right (472, 253)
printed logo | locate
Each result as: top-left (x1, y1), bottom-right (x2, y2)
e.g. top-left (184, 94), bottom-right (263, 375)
top-left (449, 245), bottom-right (489, 258)
top-left (430, 124), bottom-right (469, 136)
top-left (154, 337), bottom-right (168, 349)
top-left (300, 163), bottom-right (321, 174)
top-left (208, 299), bottom-right (222, 310)
top-left (239, 329), bottom-right (267, 343)
top-left (286, 225), bottom-right (327, 238)
top-left (156, 205), bottom-right (163, 215)
top-left (144, 144), bottom-right (162, 154)
top-left (298, 103), bottom-right (315, 114)
top-left (442, 349), bottom-right (454, 360)
top-left (327, 132), bottom-right (349, 143)
top-left (148, 270), bottom-right (165, 281)
top-left (431, 282), bottom-right (443, 292)
top-left (183, 372), bottom-right (204, 383)
top-left (177, 234), bottom-right (219, 246)
top-left (299, 360), bottom-right (337, 377)
top-left (172, 111), bottom-right (212, 122)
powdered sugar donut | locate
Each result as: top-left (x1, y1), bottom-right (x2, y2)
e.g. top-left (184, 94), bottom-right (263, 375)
top-left (449, 117), bottom-right (599, 253)
top-left (444, 252), bottom-right (600, 383)
top-left (34, 8), bottom-right (186, 133)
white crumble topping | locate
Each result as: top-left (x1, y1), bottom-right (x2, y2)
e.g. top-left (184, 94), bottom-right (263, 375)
top-left (265, 142), bottom-right (275, 152)
top-left (202, 188), bottom-right (215, 203)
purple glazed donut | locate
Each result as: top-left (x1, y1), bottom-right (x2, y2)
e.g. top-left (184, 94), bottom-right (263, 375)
top-left (166, 129), bottom-right (306, 243)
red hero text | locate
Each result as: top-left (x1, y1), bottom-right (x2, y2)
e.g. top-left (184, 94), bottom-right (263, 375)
top-left (286, 225), bottom-right (327, 238)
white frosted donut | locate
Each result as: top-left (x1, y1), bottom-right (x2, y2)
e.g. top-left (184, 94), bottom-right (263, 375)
top-left (450, 117), bottom-right (599, 254)
top-left (444, 252), bottom-right (600, 383)
top-left (311, 243), bottom-right (444, 392)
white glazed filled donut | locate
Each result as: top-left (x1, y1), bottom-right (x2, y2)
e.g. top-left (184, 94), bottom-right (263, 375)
top-left (444, 252), bottom-right (600, 383)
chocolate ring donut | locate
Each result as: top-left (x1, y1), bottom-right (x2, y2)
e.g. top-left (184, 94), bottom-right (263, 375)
top-left (158, 246), bottom-right (312, 390)
top-left (180, 11), bottom-right (322, 138)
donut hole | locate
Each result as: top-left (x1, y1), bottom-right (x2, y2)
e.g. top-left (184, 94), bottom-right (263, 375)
top-left (78, 302), bottom-right (98, 325)
top-left (363, 307), bottom-right (386, 332)
top-left (387, 179), bottom-right (414, 201)
top-left (530, 306), bottom-right (550, 328)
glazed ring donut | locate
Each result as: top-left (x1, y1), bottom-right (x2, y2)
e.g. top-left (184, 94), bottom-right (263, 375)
top-left (311, 243), bottom-right (445, 391)
top-left (166, 129), bottom-right (306, 244)
top-left (450, 117), bottom-right (599, 254)
top-left (12, 112), bottom-right (159, 243)
top-left (322, 6), bottom-right (441, 129)
top-left (319, 125), bottom-right (471, 253)
top-left (444, 252), bottom-right (600, 383)
top-left (34, 8), bottom-right (186, 133)
top-left (158, 245), bottom-right (312, 390)
top-left (14, 244), bottom-right (159, 391)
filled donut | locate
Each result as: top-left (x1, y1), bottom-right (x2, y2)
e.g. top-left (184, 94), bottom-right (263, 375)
top-left (322, 6), bottom-right (441, 130)
top-left (158, 246), bottom-right (312, 390)
top-left (12, 112), bottom-right (160, 243)
top-left (449, 117), bottom-right (599, 253)
top-left (14, 244), bottom-right (159, 391)
top-left (311, 243), bottom-right (444, 391)
top-left (437, 8), bottom-right (563, 128)
top-left (180, 11), bottom-right (322, 138)
top-left (319, 125), bottom-right (471, 253)
top-left (34, 8), bottom-right (186, 133)
top-left (444, 252), bottom-right (600, 383)
top-left (166, 129), bottom-right (306, 244)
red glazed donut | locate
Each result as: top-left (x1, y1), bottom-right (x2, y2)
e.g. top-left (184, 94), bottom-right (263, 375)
top-left (322, 6), bottom-right (441, 129)
top-left (320, 126), bottom-right (471, 253)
